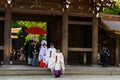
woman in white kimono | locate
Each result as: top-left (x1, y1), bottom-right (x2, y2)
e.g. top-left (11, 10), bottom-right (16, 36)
top-left (52, 47), bottom-right (65, 78)
top-left (41, 39), bottom-right (47, 46)
top-left (38, 43), bottom-right (47, 68)
top-left (46, 43), bottom-right (56, 72)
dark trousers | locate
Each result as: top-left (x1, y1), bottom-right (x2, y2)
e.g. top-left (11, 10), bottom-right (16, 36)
top-left (32, 54), bottom-right (39, 66)
top-left (101, 55), bottom-right (108, 67)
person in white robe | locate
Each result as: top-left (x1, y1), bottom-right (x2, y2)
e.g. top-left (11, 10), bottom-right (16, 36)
top-left (52, 47), bottom-right (65, 78)
top-left (41, 39), bottom-right (47, 46)
top-left (38, 43), bottom-right (47, 68)
top-left (46, 43), bottom-right (56, 71)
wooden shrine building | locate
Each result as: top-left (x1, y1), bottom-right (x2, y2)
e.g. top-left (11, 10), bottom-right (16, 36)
top-left (0, 0), bottom-right (118, 66)
top-left (100, 14), bottom-right (120, 66)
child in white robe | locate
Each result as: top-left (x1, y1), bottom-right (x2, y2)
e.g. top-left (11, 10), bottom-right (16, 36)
top-left (46, 43), bottom-right (56, 72)
top-left (52, 47), bottom-right (65, 78)
top-left (38, 43), bottom-right (47, 68)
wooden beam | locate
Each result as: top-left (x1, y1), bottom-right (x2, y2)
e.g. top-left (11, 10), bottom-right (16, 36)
top-left (115, 31), bottom-right (120, 35)
top-left (62, 8), bottom-right (68, 65)
top-left (4, 7), bottom-right (11, 65)
top-left (14, 0), bottom-right (60, 3)
top-left (68, 21), bottom-right (93, 25)
top-left (115, 38), bottom-right (119, 66)
top-left (0, 7), bottom-right (93, 17)
top-left (0, 17), bottom-right (5, 20)
top-left (101, 14), bottom-right (120, 21)
top-left (11, 8), bottom-right (63, 15)
top-left (68, 47), bottom-right (92, 52)
top-left (69, 13), bottom-right (93, 17)
top-left (11, 8), bottom-right (94, 17)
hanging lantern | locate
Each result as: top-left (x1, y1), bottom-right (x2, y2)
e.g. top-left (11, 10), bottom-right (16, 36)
top-left (7, 0), bottom-right (12, 4)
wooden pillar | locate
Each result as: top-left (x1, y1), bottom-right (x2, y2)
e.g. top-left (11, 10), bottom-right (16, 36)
top-left (4, 7), bottom-right (11, 65)
top-left (84, 53), bottom-right (87, 64)
top-left (92, 16), bottom-right (98, 64)
top-left (62, 8), bottom-right (68, 65)
top-left (115, 38), bottom-right (119, 66)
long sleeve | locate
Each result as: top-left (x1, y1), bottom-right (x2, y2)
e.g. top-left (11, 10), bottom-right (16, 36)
top-left (60, 53), bottom-right (65, 71)
top-left (53, 53), bottom-right (65, 71)
top-left (38, 47), bottom-right (47, 61)
top-left (38, 48), bottom-right (43, 61)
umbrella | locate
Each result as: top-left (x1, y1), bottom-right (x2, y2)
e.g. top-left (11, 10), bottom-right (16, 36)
top-left (24, 26), bottom-right (46, 35)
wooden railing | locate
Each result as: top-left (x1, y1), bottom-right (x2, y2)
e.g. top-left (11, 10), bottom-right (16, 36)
top-left (68, 47), bottom-right (92, 52)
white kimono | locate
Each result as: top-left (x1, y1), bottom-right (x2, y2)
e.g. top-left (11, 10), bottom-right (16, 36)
top-left (41, 40), bottom-right (47, 46)
top-left (38, 46), bottom-right (47, 64)
top-left (46, 48), bottom-right (56, 70)
top-left (52, 53), bottom-right (65, 71)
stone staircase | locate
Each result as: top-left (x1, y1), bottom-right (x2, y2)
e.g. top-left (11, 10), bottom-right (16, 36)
top-left (0, 65), bottom-right (120, 75)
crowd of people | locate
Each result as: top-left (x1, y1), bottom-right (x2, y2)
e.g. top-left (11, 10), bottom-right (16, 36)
top-left (23, 39), bottom-right (65, 78)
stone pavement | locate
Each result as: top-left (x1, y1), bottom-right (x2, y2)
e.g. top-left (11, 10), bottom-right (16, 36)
top-left (0, 65), bottom-right (120, 80)
top-left (0, 64), bottom-right (118, 69)
top-left (0, 75), bottom-right (120, 80)
top-left (1, 65), bottom-right (120, 75)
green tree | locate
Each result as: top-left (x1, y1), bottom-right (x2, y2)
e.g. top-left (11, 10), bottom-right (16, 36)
top-left (12, 20), bottom-right (47, 45)
top-left (103, 0), bottom-right (120, 15)
top-left (17, 21), bottom-right (47, 30)
top-left (116, 0), bottom-right (120, 7)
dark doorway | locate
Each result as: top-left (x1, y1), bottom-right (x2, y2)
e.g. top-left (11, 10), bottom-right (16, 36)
top-left (68, 24), bottom-right (92, 65)
top-left (98, 27), bottom-right (115, 65)
top-left (0, 20), bottom-right (4, 63)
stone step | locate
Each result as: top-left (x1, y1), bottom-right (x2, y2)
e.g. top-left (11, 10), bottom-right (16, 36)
top-left (0, 68), bottom-right (50, 76)
top-left (12, 60), bottom-right (27, 65)
top-left (0, 65), bottom-right (120, 75)
top-left (65, 68), bottom-right (120, 75)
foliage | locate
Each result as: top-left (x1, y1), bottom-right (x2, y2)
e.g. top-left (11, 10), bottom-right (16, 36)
top-left (103, 0), bottom-right (120, 15)
top-left (12, 20), bottom-right (47, 46)
top-left (116, 0), bottom-right (120, 8)
top-left (12, 21), bottom-right (47, 29)
top-left (17, 21), bottom-right (47, 30)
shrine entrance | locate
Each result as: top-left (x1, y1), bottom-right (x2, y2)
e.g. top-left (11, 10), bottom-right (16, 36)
top-left (11, 13), bottom-right (62, 64)
top-left (0, 11), bottom-right (94, 65)
top-left (8, 12), bottom-right (95, 65)
top-left (0, 0), bottom-right (118, 66)
top-left (0, 11), bottom-right (118, 66)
